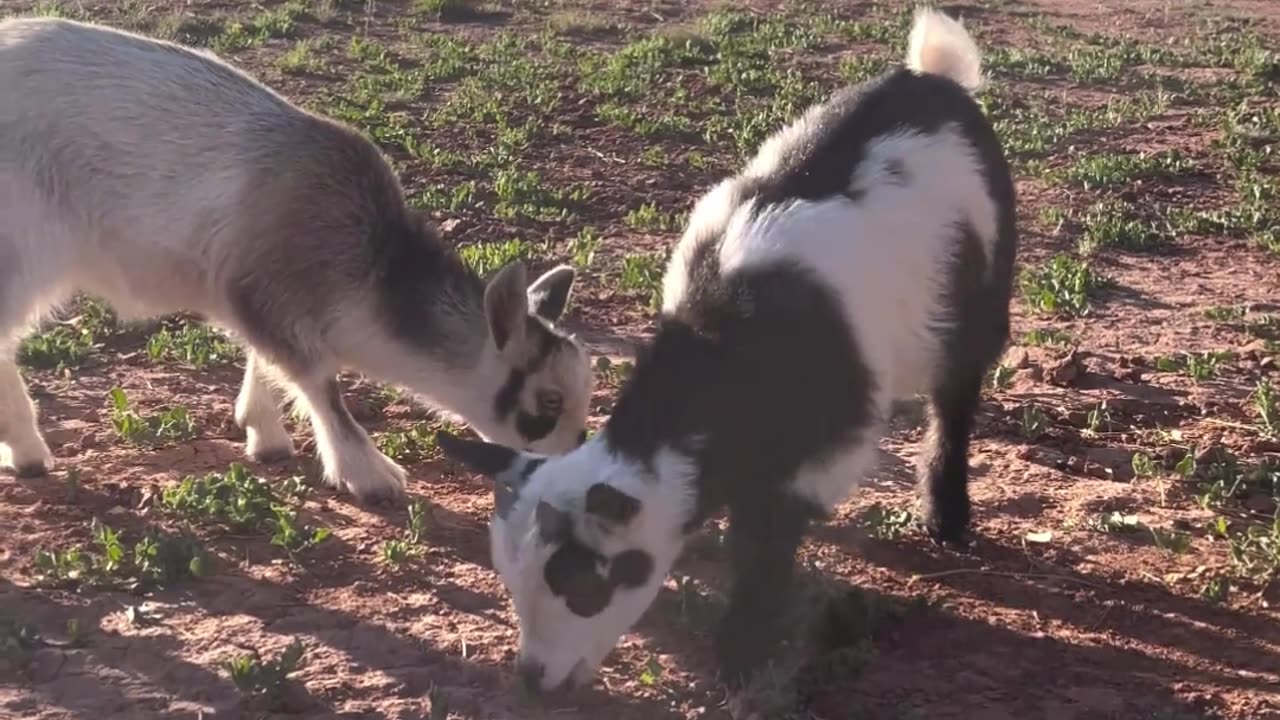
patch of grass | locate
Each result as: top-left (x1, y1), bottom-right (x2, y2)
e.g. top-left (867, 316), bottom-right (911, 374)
top-left (619, 254), bottom-right (665, 310)
top-left (161, 464), bottom-right (304, 530)
top-left (859, 503), bottom-right (915, 540)
top-left (269, 506), bottom-right (332, 555)
top-left (1079, 200), bottom-right (1167, 254)
top-left (33, 522), bottom-right (207, 591)
top-left (226, 639), bottom-right (305, 703)
top-left (458, 239), bottom-right (536, 277)
top-left (1254, 379), bottom-right (1278, 436)
top-left (210, 2), bottom-right (308, 52)
top-left (987, 363), bottom-right (1014, 391)
top-left (1019, 254), bottom-right (1105, 317)
top-left (147, 321), bottom-right (241, 368)
top-left (1063, 150), bottom-right (1194, 190)
top-left (1204, 305), bottom-right (1246, 324)
top-left (18, 325), bottom-right (96, 371)
top-left (1020, 404), bottom-right (1049, 440)
top-left (565, 226), bottom-right (601, 269)
top-left (492, 169), bottom-right (590, 222)
top-left (1209, 515), bottom-right (1279, 587)
top-left (276, 38), bottom-right (327, 74)
top-left (108, 388), bottom-right (198, 446)
top-left (1151, 351), bottom-right (1234, 382)
top-left (1023, 328), bottom-right (1074, 347)
top-left (1088, 511), bottom-right (1143, 534)
top-left (377, 424), bottom-right (441, 464)
top-left (380, 538), bottom-right (421, 567)
top-left (624, 203), bottom-right (681, 233)
top-left (413, 0), bottom-right (479, 20)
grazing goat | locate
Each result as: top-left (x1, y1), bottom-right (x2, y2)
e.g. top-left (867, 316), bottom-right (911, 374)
top-left (443, 6), bottom-right (1018, 693)
top-left (0, 17), bottom-right (594, 501)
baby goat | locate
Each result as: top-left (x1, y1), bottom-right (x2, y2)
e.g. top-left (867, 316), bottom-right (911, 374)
top-left (0, 18), bottom-right (594, 500)
top-left (439, 7), bottom-right (1017, 693)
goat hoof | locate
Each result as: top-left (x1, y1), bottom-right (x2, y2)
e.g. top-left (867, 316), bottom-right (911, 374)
top-left (15, 461), bottom-right (51, 478)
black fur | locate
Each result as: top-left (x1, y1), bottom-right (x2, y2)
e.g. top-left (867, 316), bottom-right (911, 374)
top-left (602, 64), bottom-right (1017, 685)
top-left (585, 483), bottom-right (642, 526)
top-left (492, 318), bottom-right (573, 445)
top-left (543, 534), bottom-right (655, 619)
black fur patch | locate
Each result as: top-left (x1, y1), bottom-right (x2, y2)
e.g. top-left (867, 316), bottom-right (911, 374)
top-left (492, 319), bottom-right (570, 444)
top-left (584, 483), bottom-right (642, 526)
top-left (543, 536), bottom-right (655, 619)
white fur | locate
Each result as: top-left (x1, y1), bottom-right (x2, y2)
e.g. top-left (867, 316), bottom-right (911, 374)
top-left (906, 6), bottom-right (984, 92)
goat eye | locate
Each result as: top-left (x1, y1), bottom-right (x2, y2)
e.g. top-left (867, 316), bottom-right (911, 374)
top-left (537, 391), bottom-right (563, 414)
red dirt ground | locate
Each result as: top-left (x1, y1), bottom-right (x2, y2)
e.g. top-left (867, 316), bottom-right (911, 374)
top-left (2, 1), bottom-right (1279, 719)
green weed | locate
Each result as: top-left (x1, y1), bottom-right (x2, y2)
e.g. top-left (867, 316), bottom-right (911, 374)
top-left (619, 254), bottom-right (665, 310)
top-left (34, 523), bottom-right (206, 591)
top-left (377, 424), bottom-right (440, 464)
top-left (1020, 404), bottom-right (1049, 440)
top-left (1063, 151), bottom-right (1194, 190)
top-left (860, 503), bottom-right (915, 540)
top-left (566, 226), bottom-right (601, 269)
top-left (146, 321), bottom-right (241, 368)
top-left (1023, 328), bottom-right (1074, 347)
top-left (161, 464), bottom-right (299, 531)
top-left (108, 388), bottom-right (198, 446)
top-left (1019, 255), bottom-right (1105, 317)
top-left (1079, 200), bottom-right (1167, 253)
top-left (1254, 379), bottom-right (1278, 436)
top-left (624, 203), bottom-right (680, 233)
top-left (269, 506), bottom-right (332, 555)
top-left (225, 639), bottom-right (305, 701)
top-left (458, 239), bottom-right (535, 276)
top-left (18, 325), bottom-right (96, 371)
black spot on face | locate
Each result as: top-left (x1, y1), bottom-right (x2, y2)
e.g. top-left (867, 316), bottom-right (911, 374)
top-left (494, 369), bottom-right (526, 419)
top-left (608, 550), bottom-right (654, 588)
top-left (543, 533), bottom-right (653, 618)
top-left (883, 157), bottom-right (910, 185)
top-left (517, 411), bottom-right (558, 443)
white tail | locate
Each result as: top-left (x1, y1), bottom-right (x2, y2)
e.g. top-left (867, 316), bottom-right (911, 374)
top-left (905, 7), bottom-right (984, 93)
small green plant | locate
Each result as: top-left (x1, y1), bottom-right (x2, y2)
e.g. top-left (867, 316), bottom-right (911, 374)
top-left (377, 424), bottom-right (439, 463)
top-left (161, 464), bottom-right (291, 530)
top-left (1079, 200), bottom-right (1166, 253)
top-left (1083, 401), bottom-right (1113, 438)
top-left (1254, 379), bottom-right (1277, 436)
top-left (34, 524), bottom-right (206, 590)
top-left (427, 684), bottom-right (450, 720)
top-left (860, 503), bottom-right (915, 540)
top-left (1204, 305), bottom-right (1246, 323)
top-left (407, 500), bottom-right (431, 545)
top-left (1151, 527), bottom-right (1192, 554)
top-left (459, 239), bottom-right (534, 277)
top-left (17, 325), bottom-right (96, 370)
top-left (1200, 576), bottom-right (1231, 603)
top-left (277, 38), bottom-right (325, 74)
top-left (566, 226), bottom-right (601, 269)
top-left (1152, 351), bottom-right (1232, 382)
top-left (623, 203), bottom-right (680, 233)
top-left (108, 388), bottom-right (198, 446)
top-left (64, 469), bottom-right (81, 504)
top-left (1089, 511), bottom-right (1143, 534)
top-left (146, 322), bottom-right (240, 369)
top-left (1020, 404), bottom-right (1049, 440)
top-left (1023, 328), bottom-right (1073, 347)
top-left (637, 656), bottom-right (664, 687)
top-left (619, 254), bottom-right (665, 310)
top-left (1210, 515), bottom-right (1279, 584)
top-left (1132, 451), bottom-right (1158, 478)
top-left (987, 363), bottom-right (1014, 391)
top-left (269, 507), bottom-right (332, 555)
top-left (1019, 255), bottom-right (1104, 317)
top-left (380, 538), bottom-right (420, 567)
top-left (225, 639), bottom-right (306, 700)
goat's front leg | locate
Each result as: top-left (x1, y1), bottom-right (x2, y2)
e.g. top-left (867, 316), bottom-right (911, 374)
top-left (288, 371), bottom-right (406, 502)
top-left (0, 353), bottom-right (54, 476)
top-left (234, 350), bottom-right (294, 463)
top-left (715, 492), bottom-right (814, 688)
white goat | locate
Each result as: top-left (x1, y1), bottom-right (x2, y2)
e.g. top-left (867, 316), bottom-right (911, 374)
top-left (0, 17), bottom-right (594, 500)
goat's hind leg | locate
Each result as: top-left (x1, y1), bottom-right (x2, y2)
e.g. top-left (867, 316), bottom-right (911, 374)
top-left (916, 372), bottom-right (983, 546)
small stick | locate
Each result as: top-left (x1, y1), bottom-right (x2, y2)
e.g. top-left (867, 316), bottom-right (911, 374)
top-left (908, 567), bottom-right (1105, 590)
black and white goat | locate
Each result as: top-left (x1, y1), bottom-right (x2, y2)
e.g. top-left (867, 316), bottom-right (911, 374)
top-left (438, 7), bottom-right (1018, 692)
top-left (0, 18), bottom-right (594, 500)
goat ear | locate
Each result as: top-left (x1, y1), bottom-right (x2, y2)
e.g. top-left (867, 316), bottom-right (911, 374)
top-left (436, 430), bottom-right (519, 477)
top-left (535, 500), bottom-right (573, 544)
top-left (527, 265), bottom-right (576, 323)
top-left (585, 483), bottom-right (642, 526)
top-left (484, 261), bottom-right (529, 354)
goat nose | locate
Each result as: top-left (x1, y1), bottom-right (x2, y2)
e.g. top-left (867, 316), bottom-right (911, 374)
top-left (517, 658), bottom-right (546, 694)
